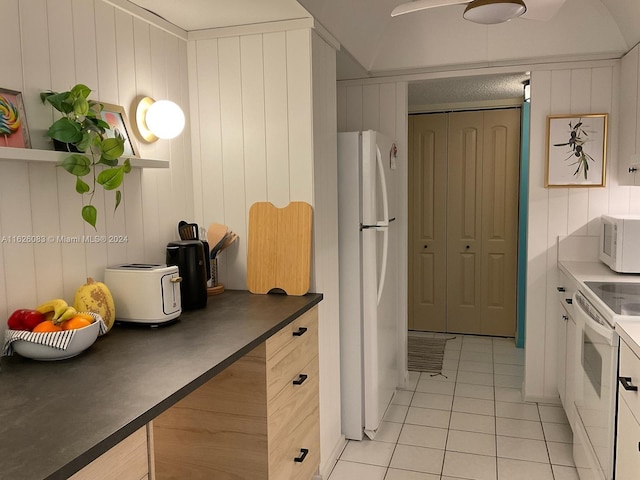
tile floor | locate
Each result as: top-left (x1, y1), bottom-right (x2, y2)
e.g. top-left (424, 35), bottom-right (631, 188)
top-left (327, 333), bottom-right (578, 480)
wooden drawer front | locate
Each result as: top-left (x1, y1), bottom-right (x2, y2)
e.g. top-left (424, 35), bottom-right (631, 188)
top-left (268, 383), bottom-right (320, 480)
top-left (70, 427), bottom-right (148, 480)
top-left (266, 307), bottom-right (318, 360)
top-left (268, 355), bottom-right (319, 447)
top-left (266, 313), bottom-right (318, 400)
top-left (619, 340), bottom-right (640, 420)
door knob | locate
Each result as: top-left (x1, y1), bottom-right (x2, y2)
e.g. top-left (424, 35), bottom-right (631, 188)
top-left (465, 245), bottom-right (470, 250)
top-left (424, 245), bottom-right (428, 249)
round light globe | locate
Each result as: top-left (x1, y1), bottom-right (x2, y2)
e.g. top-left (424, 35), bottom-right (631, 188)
top-left (145, 100), bottom-right (185, 139)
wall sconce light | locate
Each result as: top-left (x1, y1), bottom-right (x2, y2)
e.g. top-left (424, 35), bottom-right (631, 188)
top-left (136, 97), bottom-right (185, 142)
top-left (523, 80), bottom-right (531, 102)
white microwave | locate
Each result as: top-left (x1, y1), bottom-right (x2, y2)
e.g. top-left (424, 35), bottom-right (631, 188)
top-left (600, 214), bottom-right (640, 273)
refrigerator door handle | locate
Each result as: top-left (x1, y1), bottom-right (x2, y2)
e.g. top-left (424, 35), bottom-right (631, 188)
top-left (375, 145), bottom-right (390, 305)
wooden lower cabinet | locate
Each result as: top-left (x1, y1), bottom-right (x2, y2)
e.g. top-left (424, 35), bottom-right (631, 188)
top-left (70, 425), bottom-right (153, 480)
top-left (153, 306), bottom-right (320, 480)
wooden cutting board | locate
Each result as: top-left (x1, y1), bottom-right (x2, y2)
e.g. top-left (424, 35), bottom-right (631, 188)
top-left (247, 201), bottom-right (312, 296)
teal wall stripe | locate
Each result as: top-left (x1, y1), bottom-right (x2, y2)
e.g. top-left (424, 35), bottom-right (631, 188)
top-left (516, 102), bottom-right (530, 349)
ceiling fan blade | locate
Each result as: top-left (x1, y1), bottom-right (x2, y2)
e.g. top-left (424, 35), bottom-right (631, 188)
top-left (391, 0), bottom-right (469, 17)
top-left (521, 0), bottom-right (567, 21)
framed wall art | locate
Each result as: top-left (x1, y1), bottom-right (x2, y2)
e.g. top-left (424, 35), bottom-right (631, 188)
top-left (0, 88), bottom-right (31, 148)
top-left (545, 113), bottom-right (608, 187)
top-left (99, 102), bottom-right (139, 158)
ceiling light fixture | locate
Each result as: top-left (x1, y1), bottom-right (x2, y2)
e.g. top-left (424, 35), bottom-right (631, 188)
top-left (463, 0), bottom-right (527, 24)
top-left (136, 97), bottom-right (185, 143)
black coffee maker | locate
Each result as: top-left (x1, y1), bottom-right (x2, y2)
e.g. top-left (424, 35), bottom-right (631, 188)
top-left (166, 240), bottom-right (208, 310)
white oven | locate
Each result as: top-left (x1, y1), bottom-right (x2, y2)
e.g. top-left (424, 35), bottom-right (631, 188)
top-left (573, 291), bottom-right (618, 480)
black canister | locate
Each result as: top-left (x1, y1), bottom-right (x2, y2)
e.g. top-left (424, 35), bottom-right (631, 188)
top-left (166, 240), bottom-right (208, 310)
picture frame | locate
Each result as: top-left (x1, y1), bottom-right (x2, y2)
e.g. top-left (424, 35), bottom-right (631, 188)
top-left (99, 102), bottom-right (139, 158)
top-left (0, 88), bottom-right (31, 148)
top-left (545, 113), bottom-right (608, 187)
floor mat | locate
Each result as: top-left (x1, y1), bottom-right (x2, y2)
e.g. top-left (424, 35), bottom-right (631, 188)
top-left (407, 335), bottom-right (449, 373)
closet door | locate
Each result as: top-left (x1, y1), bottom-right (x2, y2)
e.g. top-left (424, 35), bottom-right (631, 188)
top-left (408, 114), bottom-right (448, 331)
top-left (446, 111), bottom-right (483, 334)
top-left (480, 109), bottom-right (520, 336)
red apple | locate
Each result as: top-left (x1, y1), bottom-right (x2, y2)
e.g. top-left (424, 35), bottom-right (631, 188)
top-left (21, 310), bottom-right (46, 330)
top-left (7, 309), bottom-right (29, 330)
top-left (6, 309), bottom-right (46, 331)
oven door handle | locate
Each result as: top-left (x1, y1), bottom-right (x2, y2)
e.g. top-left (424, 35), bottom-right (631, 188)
top-left (573, 292), bottom-right (616, 345)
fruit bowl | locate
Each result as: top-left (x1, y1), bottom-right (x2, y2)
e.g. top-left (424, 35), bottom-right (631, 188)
top-left (11, 320), bottom-right (100, 361)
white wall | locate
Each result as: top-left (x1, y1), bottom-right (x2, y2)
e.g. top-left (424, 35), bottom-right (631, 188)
top-left (0, 0), bottom-right (191, 341)
top-left (525, 60), bottom-right (640, 401)
top-left (187, 22), bottom-right (343, 476)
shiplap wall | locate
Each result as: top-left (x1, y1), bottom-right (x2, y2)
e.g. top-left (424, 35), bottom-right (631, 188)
top-left (336, 80), bottom-right (410, 385)
top-left (0, 0), bottom-right (191, 342)
top-left (188, 24), bottom-right (343, 475)
top-left (525, 61), bottom-right (640, 401)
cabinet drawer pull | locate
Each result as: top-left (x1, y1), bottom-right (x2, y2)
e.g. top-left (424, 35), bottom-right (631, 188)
top-left (619, 376), bottom-right (638, 391)
top-left (565, 298), bottom-right (573, 305)
top-left (557, 287), bottom-right (566, 292)
top-left (292, 327), bottom-right (308, 337)
top-left (294, 448), bottom-right (309, 463)
top-left (293, 374), bottom-right (308, 385)
top-left (562, 315), bottom-right (568, 321)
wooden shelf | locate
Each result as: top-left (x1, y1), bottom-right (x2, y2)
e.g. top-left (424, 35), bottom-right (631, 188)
top-left (0, 146), bottom-right (169, 169)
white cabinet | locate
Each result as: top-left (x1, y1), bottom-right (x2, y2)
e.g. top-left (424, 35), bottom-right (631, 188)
top-left (557, 271), bottom-right (577, 428)
top-left (616, 338), bottom-right (640, 478)
top-left (619, 44), bottom-right (640, 186)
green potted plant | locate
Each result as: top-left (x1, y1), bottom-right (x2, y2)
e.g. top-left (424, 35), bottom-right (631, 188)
top-left (40, 84), bottom-right (131, 229)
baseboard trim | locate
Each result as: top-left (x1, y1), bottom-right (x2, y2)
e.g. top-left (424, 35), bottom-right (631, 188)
top-left (318, 434), bottom-right (347, 479)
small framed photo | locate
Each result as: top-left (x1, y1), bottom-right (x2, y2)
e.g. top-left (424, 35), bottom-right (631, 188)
top-left (0, 88), bottom-right (31, 148)
top-left (545, 113), bottom-right (608, 187)
top-left (99, 102), bottom-right (139, 158)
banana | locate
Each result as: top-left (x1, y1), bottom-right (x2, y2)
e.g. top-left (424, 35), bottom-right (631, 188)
top-left (35, 299), bottom-right (69, 322)
top-left (55, 306), bottom-right (78, 325)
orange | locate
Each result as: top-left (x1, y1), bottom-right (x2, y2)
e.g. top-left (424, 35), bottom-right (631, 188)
top-left (32, 320), bottom-right (63, 332)
top-left (61, 317), bottom-right (92, 331)
top-left (73, 313), bottom-right (94, 322)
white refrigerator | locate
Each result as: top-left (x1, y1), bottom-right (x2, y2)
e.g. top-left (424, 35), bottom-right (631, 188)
top-left (338, 130), bottom-right (399, 440)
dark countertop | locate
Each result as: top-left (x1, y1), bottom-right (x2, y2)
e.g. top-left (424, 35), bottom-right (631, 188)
top-left (0, 290), bottom-right (322, 480)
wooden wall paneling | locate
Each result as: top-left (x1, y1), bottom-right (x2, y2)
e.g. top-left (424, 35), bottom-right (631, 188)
top-left (337, 86), bottom-right (347, 133)
top-left (543, 69), bottom-right (571, 398)
top-left (587, 67), bottom-right (613, 235)
top-left (118, 12), bottom-right (145, 262)
top-left (240, 34), bottom-right (268, 215)
top-left (28, 164), bottom-right (64, 303)
top-left (133, 19), bottom-right (161, 263)
top-left (218, 36), bottom-right (248, 289)
top-left (0, 164), bottom-right (38, 311)
top-left (525, 70), bottom-right (552, 399)
top-left (311, 31), bottom-right (340, 477)
top-left (187, 41), bottom-right (204, 225)
top-left (0, 0), bottom-right (21, 90)
top-left (379, 83), bottom-right (397, 140)
top-left (195, 39), bottom-right (224, 224)
top-left (72, 0), bottom-right (99, 90)
top-left (166, 34), bottom-right (190, 235)
top-left (345, 85), bottom-right (363, 132)
top-left (19, 0), bottom-right (53, 150)
top-left (150, 28), bottom-right (175, 260)
top-left (566, 68), bottom-right (592, 237)
top-left (263, 32), bottom-right (291, 208)
top-left (178, 39), bottom-right (194, 225)
top-left (286, 29), bottom-right (313, 204)
top-left (362, 84), bottom-right (380, 132)
top-left (96, 1), bottom-right (127, 267)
